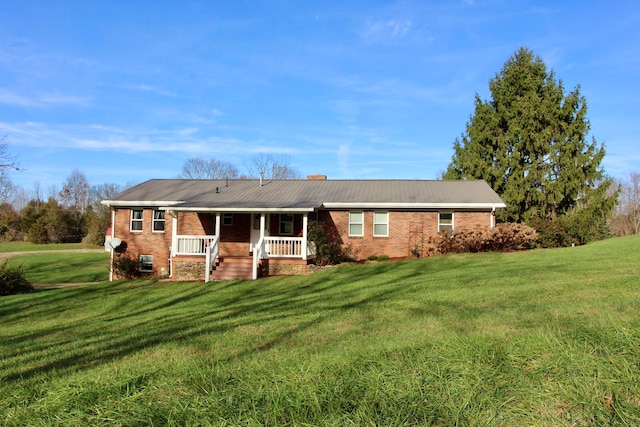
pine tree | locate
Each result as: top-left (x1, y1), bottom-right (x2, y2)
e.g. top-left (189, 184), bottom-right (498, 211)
top-left (444, 47), bottom-right (616, 239)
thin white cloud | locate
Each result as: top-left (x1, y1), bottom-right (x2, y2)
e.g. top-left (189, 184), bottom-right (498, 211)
top-left (118, 83), bottom-right (176, 97)
top-left (362, 18), bottom-right (412, 40)
top-left (0, 89), bottom-right (89, 108)
top-left (0, 90), bottom-right (41, 107)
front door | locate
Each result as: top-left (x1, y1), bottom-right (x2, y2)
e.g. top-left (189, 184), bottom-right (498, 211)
top-left (249, 213), bottom-right (266, 252)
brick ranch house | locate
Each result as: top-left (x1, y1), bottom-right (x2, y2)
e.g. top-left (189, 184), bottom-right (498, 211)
top-left (101, 176), bottom-right (505, 281)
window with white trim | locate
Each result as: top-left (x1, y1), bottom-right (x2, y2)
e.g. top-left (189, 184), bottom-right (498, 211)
top-left (130, 209), bottom-right (143, 232)
top-left (373, 211), bottom-right (389, 237)
top-left (438, 212), bottom-right (454, 233)
top-left (139, 255), bottom-right (153, 273)
top-left (152, 210), bottom-right (165, 232)
top-left (279, 214), bottom-right (293, 235)
top-left (348, 211), bottom-right (364, 236)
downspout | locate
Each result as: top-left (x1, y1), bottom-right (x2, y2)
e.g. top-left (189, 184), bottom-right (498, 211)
top-left (490, 206), bottom-right (496, 228)
top-left (170, 211), bottom-right (178, 278)
top-left (302, 213), bottom-right (308, 261)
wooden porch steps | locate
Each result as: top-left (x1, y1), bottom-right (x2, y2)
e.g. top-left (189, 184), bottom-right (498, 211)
top-left (210, 256), bottom-right (253, 281)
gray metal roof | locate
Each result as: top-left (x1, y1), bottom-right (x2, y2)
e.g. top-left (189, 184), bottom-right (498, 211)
top-left (102, 179), bottom-right (506, 211)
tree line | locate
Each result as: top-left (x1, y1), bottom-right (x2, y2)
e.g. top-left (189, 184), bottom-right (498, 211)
top-left (1, 48), bottom-right (638, 247)
top-left (0, 153), bottom-right (302, 245)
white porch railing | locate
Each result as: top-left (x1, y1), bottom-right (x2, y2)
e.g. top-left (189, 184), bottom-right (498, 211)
top-left (175, 235), bottom-right (218, 255)
top-left (205, 236), bottom-right (220, 283)
top-left (264, 236), bottom-right (305, 258)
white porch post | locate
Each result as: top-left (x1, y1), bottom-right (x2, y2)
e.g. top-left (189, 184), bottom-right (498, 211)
top-left (215, 213), bottom-right (221, 237)
top-left (302, 213), bottom-right (308, 261)
top-left (260, 213), bottom-right (266, 239)
top-left (109, 209), bottom-right (116, 282)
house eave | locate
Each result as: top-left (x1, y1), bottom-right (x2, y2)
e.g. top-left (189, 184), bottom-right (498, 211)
top-left (101, 200), bottom-right (183, 208)
top-left (163, 207), bottom-right (317, 213)
top-left (321, 202), bottom-right (507, 210)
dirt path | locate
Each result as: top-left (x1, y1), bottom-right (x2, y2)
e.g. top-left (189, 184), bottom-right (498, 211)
top-left (0, 248), bottom-right (105, 261)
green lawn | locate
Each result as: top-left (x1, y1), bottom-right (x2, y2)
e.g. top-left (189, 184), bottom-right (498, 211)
top-left (1, 236), bottom-right (639, 426)
top-left (0, 242), bottom-right (92, 253)
top-left (5, 251), bottom-right (110, 284)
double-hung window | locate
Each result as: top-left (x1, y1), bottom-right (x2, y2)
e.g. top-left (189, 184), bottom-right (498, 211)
top-left (373, 212), bottom-right (389, 237)
top-left (130, 209), bottom-right (143, 232)
top-left (139, 255), bottom-right (153, 273)
top-left (152, 210), bottom-right (165, 232)
top-left (348, 211), bottom-right (364, 236)
top-left (438, 212), bottom-right (454, 233)
top-left (279, 214), bottom-right (293, 235)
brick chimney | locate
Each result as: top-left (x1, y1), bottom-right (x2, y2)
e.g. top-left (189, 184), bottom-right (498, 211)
top-left (307, 174), bottom-right (327, 181)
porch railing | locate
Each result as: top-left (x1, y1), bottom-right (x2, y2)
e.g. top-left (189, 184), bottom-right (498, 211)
top-left (253, 237), bottom-right (266, 280)
top-left (175, 235), bottom-right (218, 255)
top-left (264, 236), bottom-right (305, 258)
top-left (204, 236), bottom-right (220, 283)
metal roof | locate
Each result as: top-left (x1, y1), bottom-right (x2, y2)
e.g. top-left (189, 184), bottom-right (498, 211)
top-left (102, 179), bottom-right (506, 211)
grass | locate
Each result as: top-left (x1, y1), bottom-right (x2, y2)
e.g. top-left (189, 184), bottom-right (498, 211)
top-left (1, 236), bottom-right (639, 425)
top-left (0, 242), bottom-right (92, 253)
top-left (5, 251), bottom-right (110, 284)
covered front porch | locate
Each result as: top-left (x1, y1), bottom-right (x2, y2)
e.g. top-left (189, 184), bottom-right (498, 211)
top-left (168, 210), bottom-right (314, 281)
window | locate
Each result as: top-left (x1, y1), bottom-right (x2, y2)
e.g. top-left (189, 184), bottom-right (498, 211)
top-left (152, 210), bottom-right (165, 232)
top-left (223, 213), bottom-right (233, 226)
top-left (130, 209), bottom-right (143, 231)
top-left (349, 211), bottom-right (364, 236)
top-left (438, 212), bottom-right (454, 233)
top-left (253, 214), bottom-right (261, 230)
top-left (139, 255), bottom-right (153, 273)
top-left (373, 212), bottom-right (389, 237)
top-left (279, 214), bottom-right (293, 235)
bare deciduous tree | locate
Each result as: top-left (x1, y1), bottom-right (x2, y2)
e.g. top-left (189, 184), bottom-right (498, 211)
top-left (0, 134), bottom-right (20, 203)
top-left (246, 153), bottom-right (301, 180)
top-left (179, 157), bottom-right (239, 180)
top-left (611, 172), bottom-right (640, 236)
top-left (59, 169), bottom-right (90, 216)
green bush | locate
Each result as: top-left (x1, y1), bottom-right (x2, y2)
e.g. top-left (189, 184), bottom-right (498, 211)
top-left (529, 207), bottom-right (615, 248)
top-left (307, 221), bottom-right (345, 266)
top-left (0, 261), bottom-right (34, 296)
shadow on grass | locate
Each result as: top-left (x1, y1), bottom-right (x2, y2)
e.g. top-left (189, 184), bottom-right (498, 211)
top-left (1, 259), bottom-right (444, 383)
top-left (1, 254), bottom-right (561, 384)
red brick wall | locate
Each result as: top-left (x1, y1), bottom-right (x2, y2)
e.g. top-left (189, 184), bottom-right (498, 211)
top-left (113, 208), bottom-right (172, 275)
top-left (318, 209), bottom-right (492, 260)
top-left (112, 208), bottom-right (494, 277)
top-left (177, 212), bottom-right (216, 235)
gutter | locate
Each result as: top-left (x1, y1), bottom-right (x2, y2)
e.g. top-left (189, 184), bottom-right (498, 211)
top-left (321, 202), bottom-right (507, 209)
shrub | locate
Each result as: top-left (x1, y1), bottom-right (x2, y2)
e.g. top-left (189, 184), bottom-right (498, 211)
top-left (307, 221), bottom-right (345, 266)
top-left (0, 261), bottom-right (34, 296)
top-left (529, 208), bottom-right (615, 248)
top-left (491, 223), bottom-right (539, 251)
top-left (427, 223), bottom-right (538, 255)
top-left (112, 254), bottom-right (142, 279)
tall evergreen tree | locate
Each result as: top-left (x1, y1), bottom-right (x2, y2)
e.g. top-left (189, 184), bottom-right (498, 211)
top-left (444, 47), bottom-right (616, 231)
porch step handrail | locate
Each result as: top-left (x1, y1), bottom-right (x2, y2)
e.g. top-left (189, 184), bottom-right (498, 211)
top-left (204, 236), bottom-right (220, 283)
top-left (175, 235), bottom-right (217, 255)
top-left (252, 236), bottom-right (266, 280)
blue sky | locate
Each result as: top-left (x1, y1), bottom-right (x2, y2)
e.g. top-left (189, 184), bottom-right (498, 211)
top-left (1, 1), bottom-right (638, 194)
